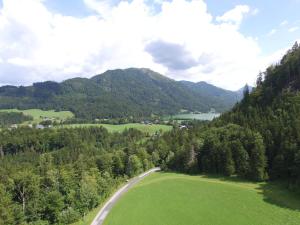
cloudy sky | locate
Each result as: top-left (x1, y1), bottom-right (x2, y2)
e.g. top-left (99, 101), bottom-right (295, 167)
top-left (0, 0), bottom-right (299, 90)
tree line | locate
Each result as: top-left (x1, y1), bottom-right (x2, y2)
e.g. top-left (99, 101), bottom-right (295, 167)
top-left (0, 112), bottom-right (32, 127)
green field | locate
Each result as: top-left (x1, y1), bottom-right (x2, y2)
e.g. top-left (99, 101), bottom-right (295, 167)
top-left (63, 123), bottom-right (172, 134)
top-left (0, 109), bottom-right (74, 123)
top-left (103, 173), bottom-right (300, 225)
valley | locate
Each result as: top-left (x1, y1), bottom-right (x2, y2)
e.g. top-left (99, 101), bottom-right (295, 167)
top-left (1, 41), bottom-right (300, 225)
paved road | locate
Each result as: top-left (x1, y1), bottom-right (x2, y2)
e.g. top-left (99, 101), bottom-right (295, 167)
top-left (91, 167), bottom-right (161, 225)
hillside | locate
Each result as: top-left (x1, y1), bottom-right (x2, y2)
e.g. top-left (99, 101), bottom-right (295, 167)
top-left (0, 68), bottom-right (241, 119)
top-left (215, 42), bottom-right (300, 186)
top-left (155, 42), bottom-right (300, 187)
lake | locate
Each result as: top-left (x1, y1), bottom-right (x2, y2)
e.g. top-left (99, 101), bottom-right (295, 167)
top-left (168, 113), bottom-right (220, 121)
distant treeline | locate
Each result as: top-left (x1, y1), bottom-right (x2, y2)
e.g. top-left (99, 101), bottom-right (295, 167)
top-left (0, 112), bottom-right (33, 126)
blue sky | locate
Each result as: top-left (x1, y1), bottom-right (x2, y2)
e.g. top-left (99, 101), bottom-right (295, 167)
top-left (0, 0), bottom-right (299, 90)
top-left (208, 0), bottom-right (300, 53)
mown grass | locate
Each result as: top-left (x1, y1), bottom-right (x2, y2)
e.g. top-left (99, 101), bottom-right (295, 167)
top-left (0, 108), bottom-right (74, 123)
top-left (103, 172), bottom-right (300, 225)
top-left (63, 123), bottom-right (172, 134)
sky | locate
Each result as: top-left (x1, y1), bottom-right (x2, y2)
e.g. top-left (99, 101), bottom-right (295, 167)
top-left (0, 0), bottom-right (299, 90)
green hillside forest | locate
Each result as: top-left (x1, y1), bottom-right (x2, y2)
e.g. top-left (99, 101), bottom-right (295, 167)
top-left (0, 68), bottom-right (241, 119)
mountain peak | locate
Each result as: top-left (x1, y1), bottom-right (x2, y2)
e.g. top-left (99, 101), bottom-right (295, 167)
top-left (91, 68), bottom-right (171, 83)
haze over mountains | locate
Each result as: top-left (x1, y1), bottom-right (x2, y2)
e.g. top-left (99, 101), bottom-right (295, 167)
top-left (0, 68), bottom-right (243, 119)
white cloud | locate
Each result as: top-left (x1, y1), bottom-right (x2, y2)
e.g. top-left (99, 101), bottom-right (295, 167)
top-left (216, 5), bottom-right (250, 26)
top-left (267, 29), bottom-right (277, 36)
top-left (288, 26), bottom-right (299, 32)
top-left (83, 0), bottom-right (113, 17)
top-left (280, 20), bottom-right (288, 26)
top-left (0, 0), bottom-right (280, 90)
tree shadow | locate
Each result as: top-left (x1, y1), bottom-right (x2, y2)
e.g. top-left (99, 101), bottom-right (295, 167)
top-left (257, 182), bottom-right (300, 211)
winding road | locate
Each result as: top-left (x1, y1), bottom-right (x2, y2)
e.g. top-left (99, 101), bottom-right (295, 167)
top-left (91, 167), bottom-right (161, 225)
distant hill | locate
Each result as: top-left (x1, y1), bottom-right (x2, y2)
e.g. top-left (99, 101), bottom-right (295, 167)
top-left (0, 68), bottom-right (242, 119)
top-left (235, 84), bottom-right (253, 99)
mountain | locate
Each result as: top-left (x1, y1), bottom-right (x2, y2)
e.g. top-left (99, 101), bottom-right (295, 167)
top-left (179, 81), bottom-right (240, 110)
top-left (0, 68), bottom-right (242, 119)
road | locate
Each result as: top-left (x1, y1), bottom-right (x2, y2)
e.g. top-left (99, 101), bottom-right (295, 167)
top-left (90, 167), bottom-right (161, 225)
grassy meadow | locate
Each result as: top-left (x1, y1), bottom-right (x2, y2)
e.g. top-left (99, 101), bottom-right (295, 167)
top-left (103, 173), bottom-right (300, 225)
top-left (63, 123), bottom-right (172, 134)
top-left (0, 109), bottom-right (74, 123)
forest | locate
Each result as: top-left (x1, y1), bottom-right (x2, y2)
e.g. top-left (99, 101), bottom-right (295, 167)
top-left (0, 127), bottom-right (155, 225)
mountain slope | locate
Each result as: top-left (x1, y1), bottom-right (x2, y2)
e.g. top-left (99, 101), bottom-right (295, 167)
top-left (0, 68), bottom-right (241, 119)
top-left (215, 42), bottom-right (300, 187)
top-left (179, 81), bottom-right (240, 111)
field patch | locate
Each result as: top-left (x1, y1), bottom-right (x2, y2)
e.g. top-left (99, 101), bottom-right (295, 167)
top-left (63, 123), bottom-right (172, 134)
top-left (0, 109), bottom-right (74, 123)
top-left (103, 173), bottom-right (300, 225)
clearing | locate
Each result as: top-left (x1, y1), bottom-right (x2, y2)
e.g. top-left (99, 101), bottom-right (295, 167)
top-left (0, 108), bottom-right (74, 123)
top-left (63, 123), bottom-right (172, 134)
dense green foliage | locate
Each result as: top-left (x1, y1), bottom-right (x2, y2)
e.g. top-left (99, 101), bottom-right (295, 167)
top-left (62, 123), bottom-right (172, 135)
top-left (0, 127), bottom-right (156, 224)
top-left (103, 173), bottom-right (300, 225)
top-left (215, 42), bottom-right (300, 188)
top-left (0, 112), bottom-right (33, 126)
top-left (146, 123), bottom-right (267, 181)
top-left (0, 68), bottom-right (240, 119)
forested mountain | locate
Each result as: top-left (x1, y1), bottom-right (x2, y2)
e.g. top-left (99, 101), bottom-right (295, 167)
top-left (156, 42), bottom-right (300, 188)
top-left (216, 42), bottom-right (300, 187)
top-left (0, 68), bottom-right (241, 119)
top-left (179, 81), bottom-right (240, 110)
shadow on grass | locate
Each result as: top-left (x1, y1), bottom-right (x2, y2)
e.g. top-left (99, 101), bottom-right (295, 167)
top-left (257, 182), bottom-right (300, 211)
top-left (161, 171), bottom-right (300, 211)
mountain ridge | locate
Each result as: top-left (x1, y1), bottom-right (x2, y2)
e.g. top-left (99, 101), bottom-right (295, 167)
top-left (0, 68), bottom-right (242, 119)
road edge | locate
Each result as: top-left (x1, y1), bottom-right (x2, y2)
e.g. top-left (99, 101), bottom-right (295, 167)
top-left (90, 167), bottom-right (161, 225)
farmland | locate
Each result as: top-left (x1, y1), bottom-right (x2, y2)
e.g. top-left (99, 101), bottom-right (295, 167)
top-left (0, 109), bottom-right (74, 123)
